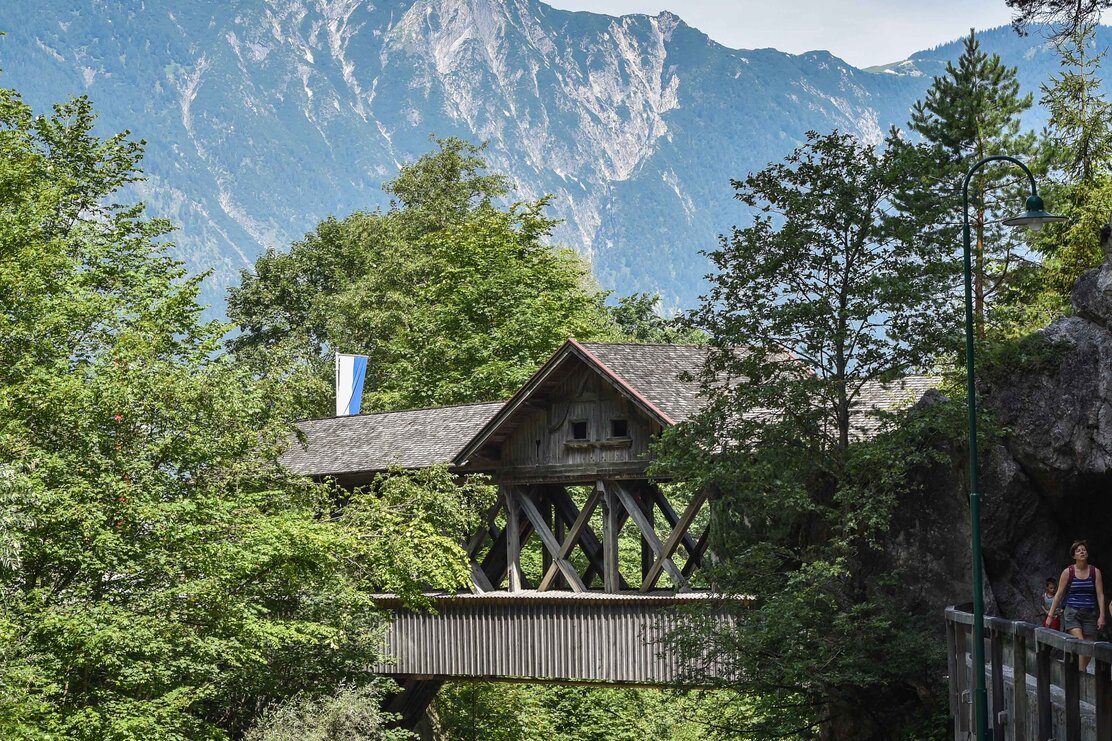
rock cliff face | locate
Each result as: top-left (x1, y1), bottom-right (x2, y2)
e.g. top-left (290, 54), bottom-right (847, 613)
top-left (973, 235), bottom-right (1112, 620)
top-left (882, 232), bottom-right (1112, 626)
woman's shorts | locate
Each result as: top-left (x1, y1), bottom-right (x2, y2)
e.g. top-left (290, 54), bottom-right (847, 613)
top-left (1063, 606), bottom-right (1099, 637)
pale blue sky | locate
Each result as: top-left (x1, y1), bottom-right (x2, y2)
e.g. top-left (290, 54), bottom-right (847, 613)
top-left (544, 0), bottom-right (1017, 68)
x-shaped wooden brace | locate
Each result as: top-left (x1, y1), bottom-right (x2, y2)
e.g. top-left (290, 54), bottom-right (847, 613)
top-left (609, 481), bottom-right (707, 592)
top-left (549, 485), bottom-right (629, 590)
top-left (519, 487), bottom-right (592, 592)
top-left (465, 499), bottom-right (504, 593)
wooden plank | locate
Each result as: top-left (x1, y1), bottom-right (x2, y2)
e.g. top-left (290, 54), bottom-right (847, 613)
top-left (1064, 643), bottom-right (1081, 740)
top-left (945, 619), bottom-right (960, 735)
top-left (470, 560), bottom-right (493, 593)
top-left (640, 489), bottom-right (706, 591)
top-left (650, 484), bottom-right (700, 561)
top-left (602, 481), bottom-right (621, 593)
top-left (372, 594), bottom-right (732, 687)
top-left (1035, 638), bottom-right (1052, 740)
top-left (990, 625), bottom-right (1004, 741)
top-left (492, 460), bottom-right (653, 486)
top-left (542, 499), bottom-right (554, 581)
top-left (538, 487), bottom-right (602, 591)
top-left (549, 487), bottom-right (629, 590)
top-left (553, 500), bottom-right (566, 590)
top-left (639, 489), bottom-right (654, 582)
top-left (956, 624), bottom-right (970, 734)
top-left (479, 517), bottom-right (532, 586)
top-left (682, 526), bottom-right (711, 579)
top-left (1012, 629), bottom-right (1027, 741)
top-left (466, 499), bottom-right (503, 558)
top-left (612, 482), bottom-right (687, 590)
top-left (518, 493), bottom-right (587, 591)
top-left (1096, 649), bottom-right (1112, 741)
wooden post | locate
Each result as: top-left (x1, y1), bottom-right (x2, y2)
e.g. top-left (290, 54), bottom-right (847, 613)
top-left (518, 492), bottom-right (587, 592)
top-left (504, 485), bottom-right (524, 592)
top-left (955, 624), bottom-right (971, 735)
top-left (1012, 626), bottom-right (1028, 741)
top-left (946, 617), bottom-right (960, 736)
top-left (1035, 634), bottom-right (1053, 741)
top-left (549, 487), bottom-right (629, 590)
top-left (614, 482), bottom-right (691, 591)
top-left (989, 620), bottom-right (1005, 741)
top-left (1096, 644), bottom-right (1112, 741)
top-left (649, 483), bottom-right (701, 564)
top-left (601, 480), bottom-right (620, 593)
top-left (682, 526), bottom-right (711, 579)
top-left (1063, 639), bottom-right (1081, 739)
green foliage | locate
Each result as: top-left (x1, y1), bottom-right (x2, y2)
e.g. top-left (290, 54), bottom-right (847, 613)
top-left (691, 130), bottom-right (952, 460)
top-left (606, 293), bottom-right (705, 345)
top-left (1024, 21), bottom-right (1112, 305)
top-left (228, 138), bottom-right (616, 416)
top-left (978, 332), bottom-right (1070, 386)
top-left (434, 683), bottom-right (758, 741)
top-left (896, 30), bottom-right (1038, 333)
top-left (656, 131), bottom-right (955, 738)
top-left (0, 89), bottom-right (482, 739)
top-left (342, 466), bottom-right (495, 607)
top-left (244, 683), bottom-right (409, 741)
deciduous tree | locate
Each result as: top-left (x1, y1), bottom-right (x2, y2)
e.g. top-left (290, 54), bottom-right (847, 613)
top-left (228, 139), bottom-right (616, 415)
top-left (0, 87), bottom-right (485, 740)
top-left (657, 131), bottom-right (954, 739)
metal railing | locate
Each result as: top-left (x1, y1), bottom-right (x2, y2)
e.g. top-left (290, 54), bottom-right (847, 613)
top-left (946, 606), bottom-right (1112, 739)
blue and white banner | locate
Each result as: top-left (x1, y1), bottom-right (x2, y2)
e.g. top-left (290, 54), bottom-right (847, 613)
top-left (335, 353), bottom-right (368, 416)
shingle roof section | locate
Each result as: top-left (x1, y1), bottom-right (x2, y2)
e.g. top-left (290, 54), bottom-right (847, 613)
top-left (577, 343), bottom-right (708, 423)
top-left (282, 343), bottom-right (940, 478)
top-left (281, 401), bottom-right (504, 477)
top-left (851, 376), bottom-right (940, 440)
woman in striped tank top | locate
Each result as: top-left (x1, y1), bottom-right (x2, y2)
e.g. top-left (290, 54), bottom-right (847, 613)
top-left (1045, 539), bottom-right (1106, 671)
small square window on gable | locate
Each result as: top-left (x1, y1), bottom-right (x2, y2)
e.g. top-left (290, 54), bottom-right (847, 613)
top-left (569, 420), bottom-right (588, 440)
top-left (610, 419), bottom-right (629, 439)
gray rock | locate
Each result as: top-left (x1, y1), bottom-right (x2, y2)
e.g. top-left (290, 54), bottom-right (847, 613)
top-left (977, 222), bottom-right (1112, 619)
top-left (889, 220), bottom-right (1112, 624)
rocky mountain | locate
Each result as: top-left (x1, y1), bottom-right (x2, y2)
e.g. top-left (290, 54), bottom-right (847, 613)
top-left (0, 1), bottom-right (1099, 315)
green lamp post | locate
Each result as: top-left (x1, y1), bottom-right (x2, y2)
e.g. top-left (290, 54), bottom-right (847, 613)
top-left (960, 155), bottom-right (1065, 739)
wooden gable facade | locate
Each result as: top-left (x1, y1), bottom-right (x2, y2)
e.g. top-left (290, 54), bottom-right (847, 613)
top-left (454, 340), bottom-right (679, 484)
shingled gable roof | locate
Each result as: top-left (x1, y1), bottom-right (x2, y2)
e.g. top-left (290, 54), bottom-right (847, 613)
top-left (451, 339), bottom-right (709, 467)
top-left (281, 340), bottom-right (939, 478)
top-left (281, 401), bottom-right (504, 478)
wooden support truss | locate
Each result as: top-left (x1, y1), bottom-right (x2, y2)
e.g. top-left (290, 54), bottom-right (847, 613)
top-left (465, 480), bottom-right (711, 593)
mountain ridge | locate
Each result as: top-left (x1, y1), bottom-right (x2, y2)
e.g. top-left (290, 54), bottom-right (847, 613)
top-left (0, 2), bottom-right (1097, 315)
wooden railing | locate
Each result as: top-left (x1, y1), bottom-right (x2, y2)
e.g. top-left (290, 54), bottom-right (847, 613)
top-left (946, 606), bottom-right (1112, 739)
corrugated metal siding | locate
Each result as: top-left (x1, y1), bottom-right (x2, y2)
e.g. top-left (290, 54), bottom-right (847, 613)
top-left (373, 593), bottom-right (734, 685)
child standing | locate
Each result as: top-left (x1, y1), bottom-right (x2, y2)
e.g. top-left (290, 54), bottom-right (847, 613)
top-left (1041, 577), bottom-right (1062, 631)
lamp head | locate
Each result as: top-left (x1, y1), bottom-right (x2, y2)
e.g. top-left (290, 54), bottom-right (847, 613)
top-left (1001, 194), bottom-right (1067, 232)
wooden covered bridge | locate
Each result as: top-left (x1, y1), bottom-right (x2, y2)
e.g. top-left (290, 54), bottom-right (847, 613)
top-left (282, 340), bottom-right (932, 727)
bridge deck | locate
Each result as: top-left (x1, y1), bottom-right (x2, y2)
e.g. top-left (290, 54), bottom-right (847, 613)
top-left (373, 591), bottom-right (735, 685)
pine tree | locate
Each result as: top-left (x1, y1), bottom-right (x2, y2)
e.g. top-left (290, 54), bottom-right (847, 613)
top-left (903, 30), bottom-right (1037, 334)
top-left (1031, 21), bottom-right (1112, 299)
